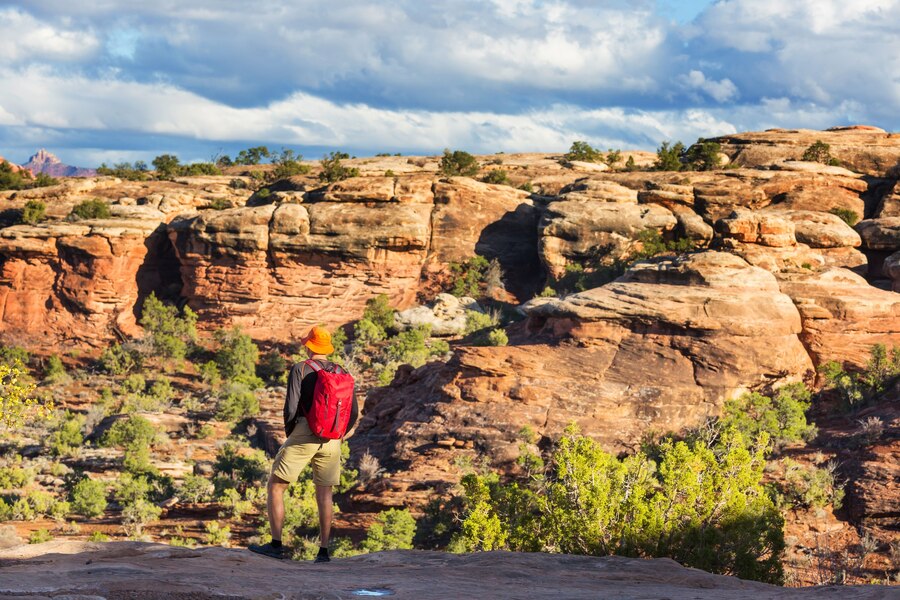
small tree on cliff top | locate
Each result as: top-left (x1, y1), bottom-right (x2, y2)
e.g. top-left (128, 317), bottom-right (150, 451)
top-left (439, 149), bottom-right (479, 177)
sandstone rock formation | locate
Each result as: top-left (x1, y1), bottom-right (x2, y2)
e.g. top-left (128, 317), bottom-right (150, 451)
top-left (394, 293), bottom-right (481, 336)
top-left (710, 128), bottom-right (900, 176)
top-left (2, 541), bottom-right (888, 600)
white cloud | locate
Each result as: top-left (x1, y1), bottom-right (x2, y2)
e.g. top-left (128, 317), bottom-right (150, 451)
top-left (681, 70), bottom-right (739, 103)
top-left (0, 8), bottom-right (100, 63)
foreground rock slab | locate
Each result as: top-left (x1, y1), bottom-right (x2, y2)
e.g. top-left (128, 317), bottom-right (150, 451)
top-left (0, 541), bottom-right (892, 600)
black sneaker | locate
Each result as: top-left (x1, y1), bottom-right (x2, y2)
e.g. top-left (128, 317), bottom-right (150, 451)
top-left (249, 542), bottom-right (286, 560)
top-left (314, 548), bottom-right (331, 563)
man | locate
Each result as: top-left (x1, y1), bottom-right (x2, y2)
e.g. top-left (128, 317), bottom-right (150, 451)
top-left (249, 325), bottom-right (358, 561)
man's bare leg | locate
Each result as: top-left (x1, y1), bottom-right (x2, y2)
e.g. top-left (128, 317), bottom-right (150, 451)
top-left (315, 484), bottom-right (333, 548)
top-left (268, 474), bottom-right (290, 542)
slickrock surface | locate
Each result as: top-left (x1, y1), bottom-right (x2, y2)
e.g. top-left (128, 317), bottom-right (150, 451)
top-left (0, 541), bottom-right (893, 600)
top-left (710, 127), bottom-right (900, 176)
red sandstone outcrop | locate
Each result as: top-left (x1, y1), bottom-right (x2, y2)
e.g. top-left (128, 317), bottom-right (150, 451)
top-left (3, 541), bottom-right (888, 600)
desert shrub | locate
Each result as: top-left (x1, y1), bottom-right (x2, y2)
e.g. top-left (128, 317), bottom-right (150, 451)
top-left (683, 140), bottom-right (723, 171)
top-left (178, 474), bottom-right (214, 503)
top-left (88, 531), bottom-right (110, 542)
top-left (354, 318), bottom-right (386, 347)
top-left (113, 472), bottom-right (153, 506)
top-left (384, 169), bottom-right (396, 177)
top-left (28, 528), bottom-right (52, 544)
top-left (829, 207), bottom-right (860, 226)
top-left (0, 465), bottom-right (35, 489)
top-left (362, 294), bottom-right (395, 333)
top-left (361, 508), bottom-right (417, 552)
top-left (147, 378), bottom-right (174, 405)
top-left (69, 199), bottom-right (111, 220)
top-left (235, 146), bottom-right (270, 166)
top-left (213, 443), bottom-right (270, 491)
top-left (271, 148), bottom-right (311, 179)
top-left (0, 362), bottom-right (42, 429)
top-left (200, 360), bottom-right (222, 388)
top-left (385, 326), bottom-right (441, 368)
top-left (449, 255), bottom-right (490, 297)
top-left (439, 149), bottom-right (479, 177)
top-left (98, 343), bottom-right (141, 375)
top-left (0, 161), bottom-right (58, 191)
top-left (485, 329), bottom-right (508, 347)
top-left (122, 374), bottom-right (146, 395)
top-left (214, 327), bottom-right (260, 384)
top-left (464, 310), bottom-right (496, 335)
top-left (25, 490), bottom-right (65, 519)
top-left (207, 197), bottom-right (232, 210)
top-left (604, 149), bottom-right (623, 169)
top-left (319, 151), bottom-right (359, 183)
top-left (655, 141), bottom-right (685, 171)
top-left (779, 459), bottom-right (844, 510)
top-left (358, 450), bottom-right (384, 485)
top-left (563, 141), bottom-right (601, 163)
top-left (47, 411), bottom-right (85, 456)
top-left (140, 292), bottom-right (198, 360)
top-left (0, 344), bottom-right (29, 367)
top-left (121, 498), bottom-right (161, 536)
top-left (71, 477), bottom-right (108, 518)
top-left (103, 415), bottom-right (157, 449)
top-left (802, 140), bottom-right (840, 165)
top-left (720, 383), bottom-right (817, 451)
top-left (205, 520), bottom-right (231, 546)
top-left (215, 382), bottom-right (259, 421)
top-left (257, 350), bottom-right (288, 386)
top-left (20, 200), bottom-right (46, 225)
top-left (820, 344), bottom-right (900, 409)
top-left (97, 161), bottom-right (150, 181)
top-left (482, 169), bottom-right (509, 185)
top-left (123, 444), bottom-right (156, 475)
top-left (179, 162), bottom-right (221, 177)
top-left (624, 155), bottom-right (639, 172)
top-left (449, 425), bottom-right (784, 584)
top-left (43, 354), bottom-right (66, 383)
top-left (151, 154), bottom-right (180, 178)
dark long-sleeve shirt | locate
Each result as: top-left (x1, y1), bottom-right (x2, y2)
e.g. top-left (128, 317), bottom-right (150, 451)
top-left (283, 360), bottom-right (358, 437)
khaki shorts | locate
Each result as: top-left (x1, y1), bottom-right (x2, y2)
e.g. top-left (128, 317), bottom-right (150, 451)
top-left (271, 418), bottom-right (342, 486)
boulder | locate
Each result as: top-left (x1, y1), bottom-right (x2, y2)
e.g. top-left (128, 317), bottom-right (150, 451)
top-left (637, 182), bottom-right (694, 212)
top-left (856, 217), bottom-right (900, 251)
top-left (875, 180), bottom-right (900, 218)
top-left (558, 178), bottom-right (638, 203)
top-left (780, 210), bottom-right (862, 248)
top-left (694, 181), bottom-right (769, 222)
top-left (394, 294), bottom-right (482, 336)
top-left (715, 210), bottom-right (796, 247)
top-left (884, 250), bottom-right (900, 292)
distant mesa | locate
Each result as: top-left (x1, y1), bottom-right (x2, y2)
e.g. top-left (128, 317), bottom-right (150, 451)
top-left (22, 149), bottom-right (96, 178)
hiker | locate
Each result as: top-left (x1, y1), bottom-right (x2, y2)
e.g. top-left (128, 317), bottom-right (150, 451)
top-left (249, 325), bottom-right (357, 562)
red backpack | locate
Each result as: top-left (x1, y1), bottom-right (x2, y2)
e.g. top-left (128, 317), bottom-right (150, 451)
top-left (301, 359), bottom-right (355, 439)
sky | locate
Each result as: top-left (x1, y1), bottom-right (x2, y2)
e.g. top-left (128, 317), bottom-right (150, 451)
top-left (0, 0), bottom-right (897, 167)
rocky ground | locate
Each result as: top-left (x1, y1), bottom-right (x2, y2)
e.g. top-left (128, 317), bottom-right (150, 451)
top-left (1, 127), bottom-right (899, 588)
top-left (0, 541), bottom-right (896, 600)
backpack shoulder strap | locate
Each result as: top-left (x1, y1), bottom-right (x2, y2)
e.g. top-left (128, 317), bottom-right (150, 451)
top-left (304, 359), bottom-right (323, 373)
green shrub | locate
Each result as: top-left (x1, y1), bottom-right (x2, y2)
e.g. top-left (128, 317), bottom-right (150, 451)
top-left (720, 383), bottom-right (817, 451)
top-left (147, 378), bottom-right (174, 406)
top-left (235, 146), bottom-right (271, 166)
top-left (464, 310), bottom-right (496, 335)
top-left (354, 318), bottom-right (386, 347)
top-left (361, 508), bottom-right (417, 552)
top-left (485, 329), bottom-right (508, 347)
top-left (604, 149), bottom-right (623, 169)
top-left (449, 255), bottom-right (490, 297)
top-left (802, 140), bottom-right (839, 165)
top-left (362, 294), bottom-right (395, 333)
top-left (384, 169), bottom-right (396, 177)
top-left (43, 354), bottom-right (66, 383)
top-left (71, 477), bottom-right (108, 518)
top-left (214, 327), bottom-right (259, 383)
top-left (683, 140), bottom-right (723, 171)
top-left (123, 444), bottom-right (156, 475)
top-left (178, 474), bottom-right (214, 503)
top-left (200, 360), bottom-right (222, 388)
top-left (28, 528), bottom-right (52, 544)
top-left (0, 344), bottom-right (29, 367)
top-left (624, 155), bottom-right (638, 172)
top-left (829, 207), bottom-right (860, 227)
top-left (98, 343), bottom-right (141, 375)
top-left (151, 154), bottom-right (180, 178)
top-left (139, 292), bottom-right (198, 360)
top-left (114, 473), bottom-right (152, 505)
top-left (215, 382), bottom-right (259, 421)
top-left (385, 326), bottom-right (443, 368)
top-left (48, 411), bottom-right (85, 456)
top-left (271, 148), bottom-right (311, 179)
top-left (121, 498), bottom-right (161, 536)
top-left (69, 199), bottom-right (111, 220)
top-left (439, 149), bottom-right (479, 177)
top-left (655, 141), bottom-right (685, 171)
top-left (0, 161), bottom-right (58, 191)
top-left (88, 531), bottom-right (110, 542)
top-left (449, 425), bottom-right (784, 584)
top-left (257, 351), bottom-right (287, 386)
top-left (319, 151), bottom-right (359, 183)
top-left (102, 414), bottom-right (157, 449)
top-left (20, 200), bottom-right (47, 225)
top-left (122, 373), bottom-right (146, 394)
top-left (179, 162), bottom-right (222, 177)
top-left (97, 161), bottom-right (150, 181)
top-left (563, 141), bottom-right (601, 163)
top-left (0, 465), bottom-right (35, 489)
top-left (482, 170), bottom-right (509, 185)
top-left (213, 443), bottom-right (270, 490)
top-left (779, 459), bottom-right (844, 510)
top-left (820, 344), bottom-right (900, 409)
top-left (205, 520), bottom-right (231, 546)
top-left (519, 181), bottom-right (534, 193)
